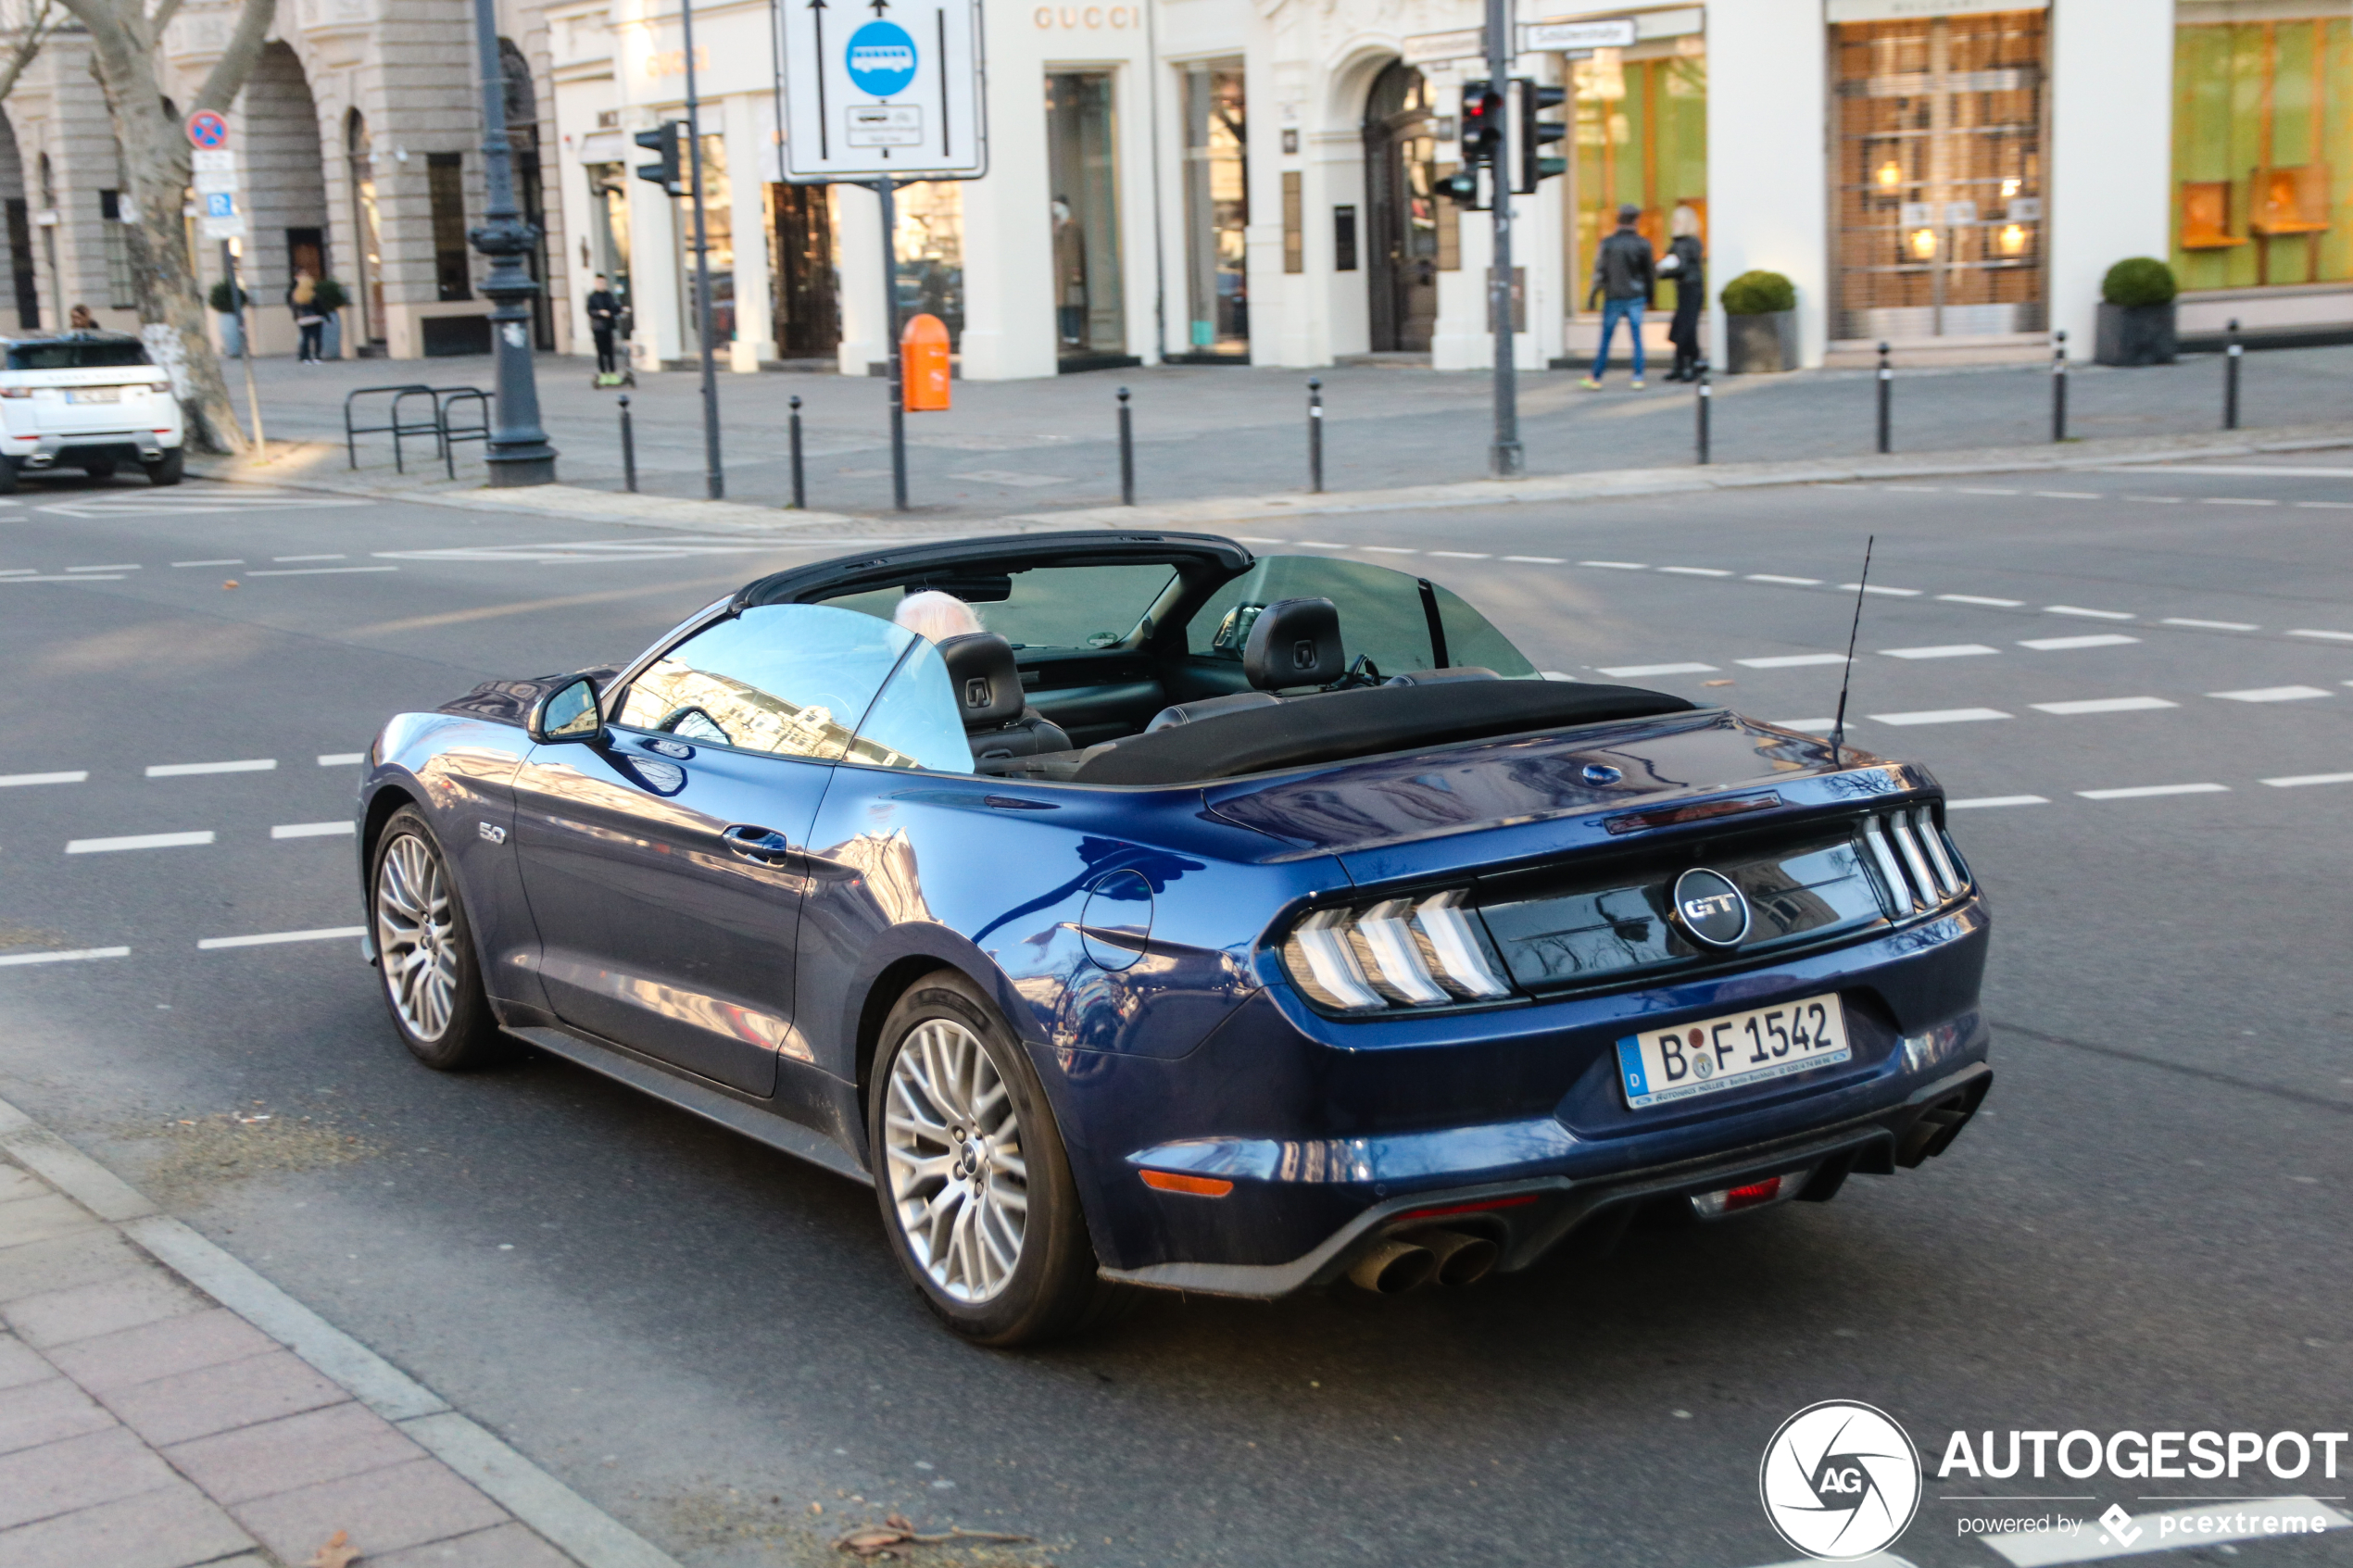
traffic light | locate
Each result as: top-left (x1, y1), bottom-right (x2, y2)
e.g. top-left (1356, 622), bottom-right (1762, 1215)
top-left (634, 121), bottom-right (684, 195)
top-left (1459, 80), bottom-right (1504, 170)
top-left (1437, 168), bottom-right (1481, 207)
top-left (1516, 79), bottom-right (1568, 193)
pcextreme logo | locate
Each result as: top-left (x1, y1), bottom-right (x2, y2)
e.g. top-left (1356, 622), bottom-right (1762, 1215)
top-left (1759, 1400), bottom-right (1923, 1561)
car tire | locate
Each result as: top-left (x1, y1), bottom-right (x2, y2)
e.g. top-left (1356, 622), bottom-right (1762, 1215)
top-left (868, 972), bottom-right (1134, 1346)
top-left (369, 807), bottom-right (506, 1072)
top-left (144, 449), bottom-right (183, 486)
top-left (0, 458), bottom-right (15, 495)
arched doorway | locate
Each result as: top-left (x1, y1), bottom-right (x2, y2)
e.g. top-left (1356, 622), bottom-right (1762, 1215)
top-left (245, 42), bottom-right (330, 354)
top-left (1364, 60), bottom-right (1439, 353)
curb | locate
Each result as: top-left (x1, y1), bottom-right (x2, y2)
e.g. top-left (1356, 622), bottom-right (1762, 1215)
top-left (0, 1093), bottom-right (683, 1568)
top-left (184, 422), bottom-right (2353, 540)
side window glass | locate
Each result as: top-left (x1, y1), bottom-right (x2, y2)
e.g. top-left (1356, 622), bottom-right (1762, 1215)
top-left (851, 635), bottom-right (975, 773)
top-left (613, 604), bottom-right (912, 760)
top-left (1189, 557), bottom-right (1536, 678)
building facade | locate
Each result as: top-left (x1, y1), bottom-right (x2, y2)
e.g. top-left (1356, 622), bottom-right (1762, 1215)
top-left (3, 0), bottom-right (2346, 370)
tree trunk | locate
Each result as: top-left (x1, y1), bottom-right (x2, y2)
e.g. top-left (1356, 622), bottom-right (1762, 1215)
top-left (63, 0), bottom-right (278, 456)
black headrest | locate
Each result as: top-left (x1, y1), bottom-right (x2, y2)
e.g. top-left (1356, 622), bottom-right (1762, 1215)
top-left (1242, 597), bottom-right (1344, 690)
top-left (934, 633), bottom-right (1026, 729)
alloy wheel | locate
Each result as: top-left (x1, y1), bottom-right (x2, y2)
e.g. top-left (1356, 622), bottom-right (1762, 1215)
top-left (375, 832), bottom-right (458, 1042)
top-left (882, 1018), bottom-right (1030, 1303)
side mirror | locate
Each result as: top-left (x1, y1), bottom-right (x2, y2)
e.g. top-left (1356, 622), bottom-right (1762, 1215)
top-left (529, 676), bottom-right (606, 745)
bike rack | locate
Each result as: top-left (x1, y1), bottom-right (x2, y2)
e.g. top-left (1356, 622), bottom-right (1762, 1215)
top-left (434, 387), bottom-right (491, 480)
top-left (342, 383), bottom-right (437, 472)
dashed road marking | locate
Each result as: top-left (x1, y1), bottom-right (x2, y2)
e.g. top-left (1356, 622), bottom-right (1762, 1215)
top-left (272, 553), bottom-right (348, 562)
top-left (271, 822), bottom-right (354, 838)
top-left (197, 926), bottom-right (366, 950)
top-left (318, 753), bottom-right (366, 767)
top-left (1746, 574), bottom-right (1821, 585)
top-left (1956, 487), bottom-right (2018, 495)
top-left (69, 563), bottom-right (140, 572)
top-left (2202, 496), bottom-right (2278, 507)
top-left (1580, 560), bottom-right (1647, 570)
top-left (245, 565), bottom-right (399, 578)
top-left (2077, 783), bottom-right (2230, 800)
top-left (2020, 633), bottom-right (2138, 651)
top-left (2208, 685), bottom-right (2332, 702)
top-left (2162, 617), bottom-right (2257, 631)
top-left (173, 558), bottom-right (244, 568)
top-left (1881, 644), bottom-right (1997, 659)
top-left (1844, 583), bottom-right (1922, 596)
top-left (2032, 491), bottom-right (2099, 499)
top-left (1363, 546), bottom-right (1417, 554)
top-left (0, 771), bottom-right (86, 787)
top-left (1502, 555), bottom-right (1564, 564)
top-left (1427, 551), bottom-right (1491, 559)
top-left (1597, 661), bottom-right (1718, 677)
top-left (1657, 566), bottom-right (1732, 577)
top-left (1, 573), bottom-right (125, 583)
top-left (2030, 696), bottom-right (2177, 715)
top-left (2288, 628), bottom-right (2353, 643)
top-left (1736, 654), bottom-right (1848, 668)
top-left (1948, 796), bottom-right (2048, 809)
top-left (2044, 605), bottom-right (2135, 621)
top-left (68, 831), bottom-right (215, 853)
top-left (2264, 771), bottom-right (2353, 787)
top-left (146, 759), bottom-right (275, 777)
top-left (0, 947), bottom-right (130, 967)
top-left (1938, 594), bottom-right (2025, 607)
top-left (1869, 707), bottom-right (2011, 725)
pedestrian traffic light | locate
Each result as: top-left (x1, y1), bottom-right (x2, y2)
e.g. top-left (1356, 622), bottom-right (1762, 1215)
top-left (1515, 80), bottom-right (1568, 193)
top-left (635, 121), bottom-right (684, 195)
top-left (1459, 81), bottom-right (1504, 169)
top-left (1437, 168), bottom-right (1482, 207)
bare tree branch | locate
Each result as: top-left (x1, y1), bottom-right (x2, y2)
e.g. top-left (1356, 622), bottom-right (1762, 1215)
top-left (145, 0), bottom-right (183, 44)
top-left (0, 0), bottom-right (59, 105)
top-left (189, 0), bottom-right (270, 113)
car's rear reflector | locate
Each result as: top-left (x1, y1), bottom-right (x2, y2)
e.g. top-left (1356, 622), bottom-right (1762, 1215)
top-left (1394, 1194), bottom-right (1539, 1223)
top-left (1139, 1170), bottom-right (1233, 1198)
top-left (1690, 1173), bottom-right (1802, 1220)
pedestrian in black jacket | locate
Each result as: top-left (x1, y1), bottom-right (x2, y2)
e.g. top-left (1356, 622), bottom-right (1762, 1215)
top-left (1659, 205), bottom-right (1705, 382)
top-left (1581, 204), bottom-right (1655, 390)
top-left (586, 275), bottom-right (621, 374)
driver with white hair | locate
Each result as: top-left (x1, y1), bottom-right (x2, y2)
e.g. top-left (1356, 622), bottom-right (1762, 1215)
top-left (893, 590), bottom-right (984, 644)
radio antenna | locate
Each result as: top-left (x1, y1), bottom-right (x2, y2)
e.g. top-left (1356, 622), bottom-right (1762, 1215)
top-left (1829, 534), bottom-right (1875, 767)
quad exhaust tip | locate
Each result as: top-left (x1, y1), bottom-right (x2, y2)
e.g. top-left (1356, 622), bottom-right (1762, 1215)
top-left (1347, 1227), bottom-right (1498, 1294)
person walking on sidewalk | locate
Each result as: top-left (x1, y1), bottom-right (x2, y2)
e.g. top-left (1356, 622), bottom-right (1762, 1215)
top-left (1659, 205), bottom-right (1705, 382)
top-left (1582, 205), bottom-right (1656, 391)
top-left (586, 274), bottom-right (622, 375)
top-left (288, 270), bottom-right (325, 364)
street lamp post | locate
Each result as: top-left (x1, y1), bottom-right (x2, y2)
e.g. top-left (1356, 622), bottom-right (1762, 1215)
top-left (468, 0), bottom-right (558, 486)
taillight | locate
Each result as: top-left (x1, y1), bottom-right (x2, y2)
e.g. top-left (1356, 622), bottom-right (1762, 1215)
top-left (0, 386), bottom-right (31, 398)
top-left (1280, 888), bottom-right (1512, 1011)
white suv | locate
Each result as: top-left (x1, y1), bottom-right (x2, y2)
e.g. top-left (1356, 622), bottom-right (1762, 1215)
top-left (0, 332), bottom-right (185, 490)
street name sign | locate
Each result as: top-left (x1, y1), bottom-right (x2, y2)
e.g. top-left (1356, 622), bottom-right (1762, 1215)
top-left (779, 0), bottom-right (987, 181)
top-left (1521, 17), bottom-right (1637, 50)
top-left (1402, 27), bottom-right (1486, 64)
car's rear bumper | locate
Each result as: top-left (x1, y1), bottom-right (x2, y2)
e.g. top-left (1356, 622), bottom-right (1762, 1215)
top-left (4, 429), bottom-right (182, 467)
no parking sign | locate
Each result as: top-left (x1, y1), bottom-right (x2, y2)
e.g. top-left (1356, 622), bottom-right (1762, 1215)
top-left (185, 109), bottom-right (228, 150)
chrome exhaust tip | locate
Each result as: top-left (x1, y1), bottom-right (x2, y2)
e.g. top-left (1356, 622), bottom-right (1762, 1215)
top-left (1347, 1237), bottom-right (1438, 1295)
top-left (1408, 1227), bottom-right (1500, 1287)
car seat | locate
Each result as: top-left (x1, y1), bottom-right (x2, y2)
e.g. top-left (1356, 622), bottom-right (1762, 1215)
top-left (1145, 596), bottom-right (1345, 733)
top-left (935, 633), bottom-right (1073, 766)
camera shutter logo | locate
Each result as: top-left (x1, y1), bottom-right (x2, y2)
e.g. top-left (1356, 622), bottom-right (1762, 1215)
top-left (1758, 1400), bottom-right (1921, 1561)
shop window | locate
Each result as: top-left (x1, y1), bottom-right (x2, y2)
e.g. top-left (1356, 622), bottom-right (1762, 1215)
top-left (427, 153), bottom-right (471, 302)
top-left (2173, 12), bottom-right (2350, 290)
top-left (766, 181), bottom-right (836, 357)
top-left (99, 191), bottom-right (133, 309)
top-left (895, 182), bottom-right (963, 348)
top-left (1831, 12), bottom-right (2045, 343)
top-left (1570, 44), bottom-right (1705, 318)
top-left (586, 162), bottom-right (634, 328)
top-left (1046, 70), bottom-right (1126, 365)
top-left (1180, 60), bottom-right (1248, 357)
top-left (678, 134), bottom-right (735, 349)
top-left (1282, 171), bottom-right (1302, 273)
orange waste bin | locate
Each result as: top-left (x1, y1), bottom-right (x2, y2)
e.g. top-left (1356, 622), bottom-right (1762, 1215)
top-left (902, 313), bottom-right (950, 411)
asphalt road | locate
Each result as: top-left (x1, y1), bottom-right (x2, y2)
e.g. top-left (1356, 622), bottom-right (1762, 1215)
top-left (1, 459), bottom-right (2347, 1568)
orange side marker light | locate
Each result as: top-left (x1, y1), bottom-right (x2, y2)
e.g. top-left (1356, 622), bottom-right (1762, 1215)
top-left (1139, 1170), bottom-right (1233, 1198)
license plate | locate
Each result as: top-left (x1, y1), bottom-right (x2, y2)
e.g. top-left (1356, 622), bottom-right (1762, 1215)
top-left (67, 388), bottom-right (120, 404)
top-left (1616, 993), bottom-right (1852, 1110)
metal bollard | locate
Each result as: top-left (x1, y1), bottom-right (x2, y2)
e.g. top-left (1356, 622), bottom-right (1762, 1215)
top-left (1117, 386), bottom-right (1135, 506)
top-left (618, 395), bottom-right (637, 494)
top-left (788, 395), bottom-right (806, 510)
top-left (1875, 341), bottom-right (1893, 455)
top-left (2051, 330), bottom-right (2069, 443)
top-left (1307, 378), bottom-right (1325, 494)
top-left (2224, 318), bottom-right (2242, 430)
top-left (1695, 359), bottom-right (1711, 466)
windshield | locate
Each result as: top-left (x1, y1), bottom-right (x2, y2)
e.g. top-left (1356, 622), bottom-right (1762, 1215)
top-left (1189, 556), bottom-right (1537, 679)
top-left (6, 341), bottom-right (151, 370)
top-left (822, 562), bottom-right (1178, 651)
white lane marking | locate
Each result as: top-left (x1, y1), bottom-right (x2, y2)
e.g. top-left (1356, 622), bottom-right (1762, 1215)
top-left (1427, 550), bottom-right (1491, 558)
top-left (2161, 617), bottom-right (2257, 631)
top-left (2031, 696), bottom-right (2178, 715)
top-left (1843, 583), bottom-right (1922, 596)
top-left (2044, 605), bottom-right (2135, 620)
top-left (0, 568), bottom-right (32, 576)
top-left (1957, 487), bottom-right (2018, 495)
top-left (2020, 633), bottom-right (2139, 650)
top-left (0, 573), bottom-right (126, 583)
top-left (318, 753), bottom-right (366, 767)
top-left (1657, 566), bottom-right (1732, 577)
top-left (272, 553), bottom-right (348, 562)
top-left (1881, 644), bottom-right (2000, 659)
top-left (197, 926), bottom-right (367, 950)
top-left (68, 831), bottom-right (215, 853)
top-left (1747, 574), bottom-right (1821, 585)
top-left (2104, 463), bottom-right (2353, 477)
top-left (1869, 707), bottom-right (2011, 725)
top-left (243, 565), bottom-right (400, 577)
top-left (1580, 560), bottom-right (1648, 570)
top-left (173, 558), bottom-right (244, 567)
top-left (0, 770), bottom-right (87, 787)
top-left (1737, 654), bottom-right (1849, 668)
top-left (1948, 795), bottom-right (2048, 809)
top-left (1502, 555), bottom-right (1564, 563)
top-left (272, 822), bottom-right (354, 838)
top-left (2032, 491), bottom-right (2099, 499)
top-left (1938, 593), bottom-right (2026, 607)
top-left (2077, 783), bottom-right (2229, 800)
top-left (2202, 496), bottom-right (2279, 507)
top-left (2208, 684), bottom-right (2332, 702)
top-left (1982, 1495), bottom-right (2350, 1567)
top-left (2265, 771), bottom-right (2353, 786)
top-left (69, 563), bottom-right (141, 572)
top-left (1362, 546), bottom-right (1418, 554)
top-left (2125, 494), bottom-right (2184, 502)
top-left (2287, 627), bottom-right (2353, 642)
top-left (1883, 484), bottom-right (1943, 493)
top-left (1771, 718), bottom-right (1836, 731)
top-left (0, 946), bottom-right (131, 967)
top-left (1597, 661), bottom-right (1718, 677)
top-left (37, 495), bottom-right (371, 518)
top-left (146, 759), bottom-right (276, 777)
top-left (2293, 499), bottom-right (2353, 509)
top-left (1294, 540), bottom-right (1347, 549)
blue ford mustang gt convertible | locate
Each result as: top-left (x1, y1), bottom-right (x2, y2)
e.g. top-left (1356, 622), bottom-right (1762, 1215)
top-left (357, 531), bottom-right (1990, 1344)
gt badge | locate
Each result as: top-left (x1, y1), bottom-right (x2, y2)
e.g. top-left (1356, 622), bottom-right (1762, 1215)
top-left (1669, 867), bottom-right (1750, 949)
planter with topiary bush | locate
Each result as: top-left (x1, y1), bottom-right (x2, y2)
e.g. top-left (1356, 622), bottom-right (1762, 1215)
top-left (2095, 257), bottom-right (2178, 367)
top-left (312, 277), bottom-right (350, 359)
top-left (1720, 270), bottom-right (1798, 373)
top-left (208, 281), bottom-right (248, 358)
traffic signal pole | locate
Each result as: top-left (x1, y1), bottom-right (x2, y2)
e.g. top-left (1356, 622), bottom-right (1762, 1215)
top-left (682, 0), bottom-right (724, 498)
top-left (1483, 0), bottom-right (1521, 479)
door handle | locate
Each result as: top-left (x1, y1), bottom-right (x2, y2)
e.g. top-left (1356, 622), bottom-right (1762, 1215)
top-left (722, 824), bottom-right (795, 865)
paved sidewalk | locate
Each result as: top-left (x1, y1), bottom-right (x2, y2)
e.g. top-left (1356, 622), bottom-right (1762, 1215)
top-left (0, 1103), bottom-right (679, 1568)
